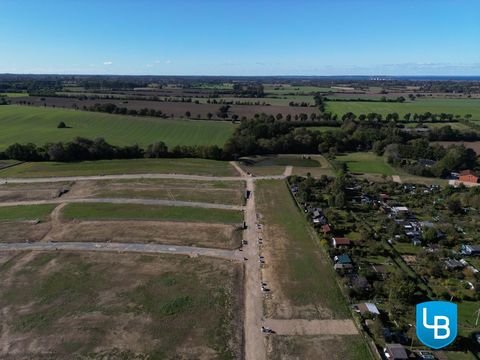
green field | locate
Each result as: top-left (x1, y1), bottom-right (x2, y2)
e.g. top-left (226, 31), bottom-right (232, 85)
top-left (403, 122), bottom-right (474, 130)
top-left (0, 93), bottom-right (28, 98)
top-left (457, 300), bottom-right (480, 337)
top-left (243, 155), bottom-right (320, 168)
top-left (256, 180), bottom-right (350, 318)
top-left (0, 106), bottom-right (235, 149)
top-left (62, 203), bottom-right (243, 224)
top-left (0, 158), bottom-right (237, 177)
top-left (0, 204), bottom-right (56, 221)
top-left (336, 152), bottom-right (397, 176)
top-left (326, 99), bottom-right (480, 121)
top-left (264, 84), bottom-right (332, 95)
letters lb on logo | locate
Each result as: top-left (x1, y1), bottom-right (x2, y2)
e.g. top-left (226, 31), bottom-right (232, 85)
top-left (416, 301), bottom-right (457, 349)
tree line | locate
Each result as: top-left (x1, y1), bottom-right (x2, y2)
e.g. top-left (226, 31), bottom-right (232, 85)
top-left (0, 137), bottom-right (225, 162)
top-left (383, 138), bottom-right (477, 178)
top-left (1, 111), bottom-right (479, 178)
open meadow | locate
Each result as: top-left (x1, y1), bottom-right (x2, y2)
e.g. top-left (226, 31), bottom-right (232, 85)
top-left (255, 180), bottom-right (371, 359)
top-left (0, 105), bottom-right (235, 149)
top-left (0, 158), bottom-right (238, 177)
top-left (0, 204), bottom-right (56, 221)
top-left (255, 180), bottom-right (349, 319)
top-left (62, 203), bottom-right (243, 224)
top-left (0, 251), bottom-right (243, 359)
top-left (326, 98), bottom-right (480, 120)
top-left (336, 152), bottom-right (397, 176)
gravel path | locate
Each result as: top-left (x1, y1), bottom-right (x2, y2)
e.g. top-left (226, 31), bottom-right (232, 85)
top-left (0, 241), bottom-right (242, 261)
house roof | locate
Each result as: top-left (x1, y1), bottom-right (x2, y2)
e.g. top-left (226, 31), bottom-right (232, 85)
top-left (392, 206), bottom-right (409, 212)
top-left (386, 343), bottom-right (408, 359)
top-left (354, 302), bottom-right (380, 315)
top-left (364, 303), bottom-right (380, 315)
top-left (335, 254), bottom-right (352, 264)
top-left (333, 237), bottom-right (351, 246)
top-left (321, 224), bottom-right (331, 233)
top-left (460, 170), bottom-right (476, 176)
top-left (445, 259), bottom-right (464, 269)
top-left (466, 244), bottom-right (480, 251)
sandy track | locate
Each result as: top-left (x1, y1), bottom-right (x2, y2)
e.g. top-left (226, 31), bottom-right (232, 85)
top-left (392, 175), bottom-right (402, 183)
top-left (0, 242), bottom-right (242, 261)
top-left (283, 166), bottom-right (293, 177)
top-left (263, 319), bottom-right (358, 336)
top-left (243, 178), bottom-right (267, 360)
top-left (230, 161), bottom-right (248, 177)
top-left (1, 173), bottom-right (285, 184)
top-left (0, 197), bottom-right (245, 211)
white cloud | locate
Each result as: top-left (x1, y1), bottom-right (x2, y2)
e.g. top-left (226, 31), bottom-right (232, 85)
top-left (103, 61), bottom-right (113, 65)
top-left (165, 60), bottom-right (172, 64)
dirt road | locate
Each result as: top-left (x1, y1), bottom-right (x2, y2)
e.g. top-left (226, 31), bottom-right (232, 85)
top-left (392, 175), bottom-right (402, 183)
top-left (283, 166), bottom-right (293, 177)
top-left (0, 173), bottom-right (285, 184)
top-left (0, 197), bottom-right (245, 211)
top-left (230, 161), bottom-right (248, 177)
top-left (0, 242), bottom-right (242, 261)
top-left (243, 178), bottom-right (267, 360)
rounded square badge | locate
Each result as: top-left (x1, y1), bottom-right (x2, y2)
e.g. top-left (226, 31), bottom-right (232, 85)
top-left (416, 301), bottom-right (458, 350)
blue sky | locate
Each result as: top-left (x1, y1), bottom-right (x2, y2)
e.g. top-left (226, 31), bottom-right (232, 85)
top-left (1, 0), bottom-right (479, 76)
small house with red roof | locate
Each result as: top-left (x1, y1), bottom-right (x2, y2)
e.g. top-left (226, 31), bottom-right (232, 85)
top-left (459, 170), bottom-right (479, 184)
top-left (332, 237), bottom-right (351, 249)
top-left (321, 224), bottom-right (331, 234)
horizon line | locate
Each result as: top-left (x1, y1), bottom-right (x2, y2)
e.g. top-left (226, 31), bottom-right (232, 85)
top-left (2, 73), bottom-right (480, 79)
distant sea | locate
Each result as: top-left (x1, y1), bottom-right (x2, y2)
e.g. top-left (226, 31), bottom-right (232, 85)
top-left (279, 75), bottom-right (480, 81)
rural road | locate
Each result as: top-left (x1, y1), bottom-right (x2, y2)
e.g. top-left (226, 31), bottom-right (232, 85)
top-left (263, 319), bottom-right (358, 336)
top-left (0, 242), bottom-right (242, 261)
top-left (0, 197), bottom-right (245, 211)
top-left (0, 173), bottom-right (286, 184)
top-left (243, 177), bottom-right (267, 360)
top-left (283, 166), bottom-right (293, 177)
